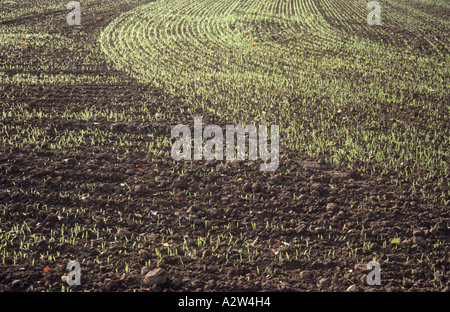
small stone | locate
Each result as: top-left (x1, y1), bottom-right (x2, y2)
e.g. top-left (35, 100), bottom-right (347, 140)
top-left (252, 183), bottom-right (261, 193)
top-left (318, 277), bottom-right (331, 288)
top-left (326, 203), bottom-right (338, 213)
top-left (243, 182), bottom-right (252, 192)
top-left (412, 228), bottom-right (424, 237)
top-left (143, 268), bottom-right (168, 287)
top-left (116, 229), bottom-right (131, 239)
top-left (400, 239), bottom-right (411, 247)
top-left (139, 250), bottom-right (151, 261)
top-left (125, 168), bottom-right (134, 175)
top-left (61, 276), bottom-right (67, 283)
top-left (141, 266), bottom-right (150, 276)
top-left (346, 284), bottom-right (358, 292)
top-left (311, 183), bottom-right (324, 193)
top-left (208, 208), bottom-right (218, 216)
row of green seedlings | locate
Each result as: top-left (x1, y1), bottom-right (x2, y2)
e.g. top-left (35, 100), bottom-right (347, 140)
top-left (100, 0), bottom-right (448, 203)
top-left (1, 208), bottom-right (445, 285)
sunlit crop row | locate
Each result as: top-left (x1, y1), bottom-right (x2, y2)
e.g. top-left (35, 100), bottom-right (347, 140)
top-left (100, 0), bottom-right (449, 202)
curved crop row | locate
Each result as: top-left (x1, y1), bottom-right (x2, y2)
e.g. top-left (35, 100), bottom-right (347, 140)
top-left (100, 0), bottom-right (449, 202)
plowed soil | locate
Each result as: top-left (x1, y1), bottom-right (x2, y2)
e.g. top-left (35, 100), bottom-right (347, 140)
top-left (0, 0), bottom-right (448, 292)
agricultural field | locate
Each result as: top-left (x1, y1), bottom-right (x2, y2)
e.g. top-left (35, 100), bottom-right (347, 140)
top-left (0, 0), bottom-right (448, 293)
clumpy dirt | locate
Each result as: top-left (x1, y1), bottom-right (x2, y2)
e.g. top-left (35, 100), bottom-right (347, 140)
top-left (1, 141), bottom-right (448, 292)
top-left (0, 1), bottom-right (448, 293)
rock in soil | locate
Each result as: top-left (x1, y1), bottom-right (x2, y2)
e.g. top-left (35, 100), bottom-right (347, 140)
top-left (252, 182), bottom-right (261, 193)
top-left (142, 268), bottom-right (169, 287)
top-left (242, 182), bottom-right (252, 192)
top-left (326, 203), bottom-right (338, 213)
top-left (317, 277), bottom-right (331, 288)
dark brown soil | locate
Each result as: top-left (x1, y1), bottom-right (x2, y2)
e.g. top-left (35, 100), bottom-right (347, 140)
top-left (0, 1), bottom-right (448, 293)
